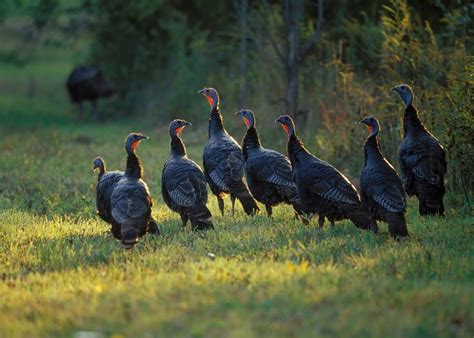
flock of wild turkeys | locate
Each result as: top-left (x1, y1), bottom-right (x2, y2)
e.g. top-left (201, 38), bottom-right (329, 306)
top-left (93, 84), bottom-right (446, 249)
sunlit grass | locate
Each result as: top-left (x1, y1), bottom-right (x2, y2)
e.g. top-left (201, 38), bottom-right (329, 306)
top-left (0, 124), bottom-right (472, 337)
top-left (0, 206), bottom-right (472, 337)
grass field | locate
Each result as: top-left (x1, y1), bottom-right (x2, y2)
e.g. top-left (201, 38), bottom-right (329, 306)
top-left (0, 17), bottom-right (473, 338)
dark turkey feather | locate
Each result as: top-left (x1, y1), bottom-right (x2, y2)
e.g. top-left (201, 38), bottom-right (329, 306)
top-left (110, 178), bottom-right (152, 229)
top-left (67, 66), bottom-right (100, 86)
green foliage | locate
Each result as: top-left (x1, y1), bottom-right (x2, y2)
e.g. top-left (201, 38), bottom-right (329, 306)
top-left (30, 0), bottom-right (59, 29)
top-left (86, 0), bottom-right (232, 118)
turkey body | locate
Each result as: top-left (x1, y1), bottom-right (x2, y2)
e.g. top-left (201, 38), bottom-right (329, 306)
top-left (399, 105), bottom-right (446, 216)
top-left (104, 133), bottom-right (158, 248)
top-left (162, 125), bottom-right (213, 230)
top-left (278, 116), bottom-right (375, 231)
top-left (66, 65), bottom-right (114, 104)
top-left (360, 131), bottom-right (408, 238)
top-left (242, 127), bottom-right (306, 218)
top-left (110, 176), bottom-right (153, 242)
top-left (203, 109), bottom-right (259, 216)
top-left (96, 170), bottom-right (123, 224)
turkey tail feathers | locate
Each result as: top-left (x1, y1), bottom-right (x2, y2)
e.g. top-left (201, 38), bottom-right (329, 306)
top-left (189, 204), bottom-right (214, 230)
top-left (420, 198), bottom-right (445, 216)
top-left (384, 212), bottom-right (409, 238)
top-left (230, 181), bottom-right (259, 215)
top-left (417, 182), bottom-right (445, 216)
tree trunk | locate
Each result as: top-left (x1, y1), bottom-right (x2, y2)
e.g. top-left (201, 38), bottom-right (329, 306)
top-left (237, 0), bottom-right (248, 106)
top-left (284, 0), bottom-right (301, 117)
top-left (286, 65), bottom-right (299, 115)
top-left (254, 0), bottom-right (323, 122)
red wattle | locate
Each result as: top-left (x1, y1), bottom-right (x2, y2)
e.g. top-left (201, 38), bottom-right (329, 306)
top-left (206, 96), bottom-right (214, 108)
top-left (131, 140), bottom-right (139, 151)
top-left (243, 117), bottom-right (251, 128)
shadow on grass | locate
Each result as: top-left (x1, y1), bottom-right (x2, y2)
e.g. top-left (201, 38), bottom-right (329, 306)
top-left (20, 218), bottom-right (189, 273)
top-left (2, 207), bottom-right (405, 281)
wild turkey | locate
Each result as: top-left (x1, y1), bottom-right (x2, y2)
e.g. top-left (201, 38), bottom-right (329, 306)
top-left (108, 133), bottom-right (158, 249)
top-left (198, 87), bottom-right (259, 216)
top-left (66, 65), bottom-right (115, 119)
top-left (359, 117), bottom-right (409, 238)
top-left (236, 109), bottom-right (308, 222)
top-left (391, 84), bottom-right (446, 216)
top-left (275, 115), bottom-right (377, 232)
top-left (162, 119), bottom-right (213, 230)
top-left (93, 157), bottom-right (123, 224)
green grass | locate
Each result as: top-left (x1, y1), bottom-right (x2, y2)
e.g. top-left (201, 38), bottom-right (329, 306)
top-left (0, 14), bottom-right (473, 338)
top-left (1, 109), bottom-right (473, 337)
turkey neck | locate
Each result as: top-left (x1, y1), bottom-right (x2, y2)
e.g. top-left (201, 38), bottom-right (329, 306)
top-left (97, 170), bottom-right (105, 181)
top-left (287, 133), bottom-right (309, 165)
top-left (125, 151), bottom-right (144, 179)
top-left (403, 104), bottom-right (426, 136)
top-left (208, 108), bottom-right (227, 138)
top-left (97, 166), bottom-right (105, 181)
top-left (364, 135), bottom-right (384, 166)
top-left (170, 134), bottom-right (186, 157)
top-left (242, 127), bottom-right (261, 160)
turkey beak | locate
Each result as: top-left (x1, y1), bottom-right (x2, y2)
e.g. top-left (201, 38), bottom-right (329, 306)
top-left (197, 88), bottom-right (205, 95)
top-left (390, 86), bottom-right (397, 93)
top-left (358, 119), bottom-right (367, 125)
top-left (183, 121), bottom-right (192, 127)
top-left (235, 111), bottom-right (243, 117)
top-left (274, 118), bottom-right (282, 125)
top-left (138, 135), bottom-right (149, 141)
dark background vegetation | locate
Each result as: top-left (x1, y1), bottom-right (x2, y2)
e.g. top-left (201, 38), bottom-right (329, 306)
top-left (0, 0), bottom-right (472, 210)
